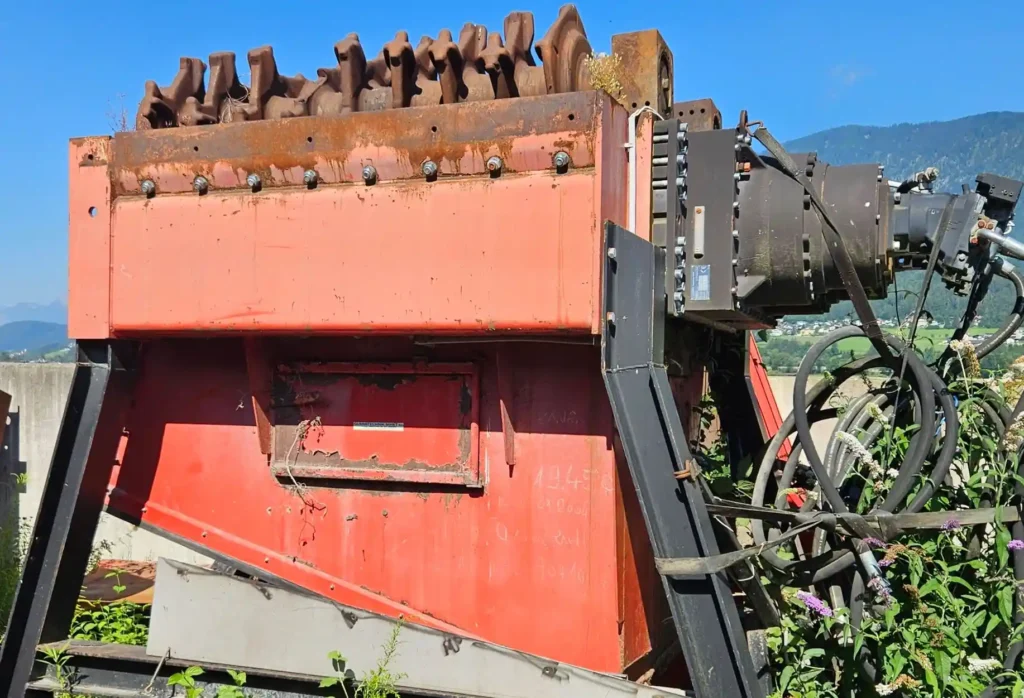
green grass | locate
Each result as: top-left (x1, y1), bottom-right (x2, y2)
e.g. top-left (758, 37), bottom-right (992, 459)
top-left (776, 327), bottom-right (997, 354)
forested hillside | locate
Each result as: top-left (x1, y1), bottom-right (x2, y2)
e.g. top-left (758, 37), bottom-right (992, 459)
top-left (785, 111), bottom-right (1024, 327)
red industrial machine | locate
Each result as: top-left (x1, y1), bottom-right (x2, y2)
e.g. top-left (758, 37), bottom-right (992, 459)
top-left (9, 4), bottom-right (1018, 697)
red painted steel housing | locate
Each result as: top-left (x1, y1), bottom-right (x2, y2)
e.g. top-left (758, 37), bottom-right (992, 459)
top-left (69, 90), bottom-right (688, 675)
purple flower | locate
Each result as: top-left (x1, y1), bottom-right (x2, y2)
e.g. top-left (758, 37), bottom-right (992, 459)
top-left (863, 537), bottom-right (887, 549)
top-left (867, 576), bottom-right (893, 606)
top-left (879, 558), bottom-right (894, 568)
top-left (941, 518), bottom-right (962, 531)
top-left (1009, 539), bottom-right (1024, 551)
top-left (796, 591), bottom-right (834, 617)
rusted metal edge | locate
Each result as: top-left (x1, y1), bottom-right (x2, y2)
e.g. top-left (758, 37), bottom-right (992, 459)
top-left (0, 389), bottom-right (10, 447)
top-left (109, 91), bottom-right (609, 196)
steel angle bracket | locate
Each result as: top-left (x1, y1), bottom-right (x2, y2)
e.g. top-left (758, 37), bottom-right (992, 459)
top-left (0, 341), bottom-right (139, 697)
top-left (599, 222), bottom-right (764, 698)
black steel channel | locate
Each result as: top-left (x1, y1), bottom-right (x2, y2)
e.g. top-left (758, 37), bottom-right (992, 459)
top-left (0, 341), bottom-right (137, 697)
top-left (600, 222), bottom-right (763, 698)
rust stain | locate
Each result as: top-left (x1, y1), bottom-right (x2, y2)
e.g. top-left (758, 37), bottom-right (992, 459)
top-left (109, 92), bottom-right (603, 196)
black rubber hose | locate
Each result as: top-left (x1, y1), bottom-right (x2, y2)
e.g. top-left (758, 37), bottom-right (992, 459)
top-left (977, 262), bottom-right (1024, 359)
top-left (792, 327), bottom-right (936, 519)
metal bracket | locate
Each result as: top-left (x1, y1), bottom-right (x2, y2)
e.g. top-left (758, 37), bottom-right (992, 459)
top-left (0, 341), bottom-right (138, 696)
top-left (599, 222), bottom-right (763, 698)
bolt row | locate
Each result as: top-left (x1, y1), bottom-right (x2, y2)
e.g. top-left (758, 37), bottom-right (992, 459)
top-left (137, 151), bottom-right (573, 196)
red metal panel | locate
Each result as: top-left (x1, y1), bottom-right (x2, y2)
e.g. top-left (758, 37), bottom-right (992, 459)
top-left (747, 334), bottom-right (791, 459)
top-left (107, 338), bottom-right (666, 673)
top-left (269, 362), bottom-right (481, 487)
top-left (106, 172), bottom-right (601, 335)
top-left (68, 138), bottom-right (112, 339)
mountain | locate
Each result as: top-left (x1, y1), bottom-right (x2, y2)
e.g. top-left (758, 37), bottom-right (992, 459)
top-left (783, 111), bottom-right (1024, 326)
top-left (0, 300), bottom-right (67, 326)
top-left (0, 321), bottom-right (68, 353)
top-left (786, 111), bottom-right (1024, 194)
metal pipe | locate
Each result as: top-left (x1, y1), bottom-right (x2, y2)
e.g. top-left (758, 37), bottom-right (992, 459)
top-left (978, 227), bottom-right (1024, 260)
top-left (627, 106), bottom-right (662, 236)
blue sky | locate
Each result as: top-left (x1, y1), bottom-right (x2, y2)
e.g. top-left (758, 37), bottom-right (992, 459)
top-left (2, 0), bottom-right (1023, 305)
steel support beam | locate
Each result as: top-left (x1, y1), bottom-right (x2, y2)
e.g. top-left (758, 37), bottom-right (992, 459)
top-left (0, 342), bottom-right (137, 697)
top-left (600, 222), bottom-right (763, 698)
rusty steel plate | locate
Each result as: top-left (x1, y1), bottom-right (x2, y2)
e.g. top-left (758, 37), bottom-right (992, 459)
top-left (110, 91), bottom-right (604, 195)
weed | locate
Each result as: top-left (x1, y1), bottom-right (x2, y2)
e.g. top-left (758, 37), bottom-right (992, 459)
top-left (70, 600), bottom-right (149, 646)
top-left (765, 377), bottom-right (1024, 697)
top-left (168, 665), bottom-right (205, 698)
top-left (323, 618), bottom-right (406, 698)
top-left (40, 644), bottom-right (77, 698)
top-left (356, 618), bottom-right (405, 698)
top-left (216, 669), bottom-right (248, 698)
top-left (583, 53), bottom-right (625, 107)
top-left (104, 567), bottom-right (127, 594)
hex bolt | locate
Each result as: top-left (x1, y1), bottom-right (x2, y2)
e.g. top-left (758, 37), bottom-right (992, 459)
top-left (553, 151), bottom-right (571, 171)
top-left (486, 156), bottom-right (504, 175)
top-left (140, 179), bottom-right (156, 197)
top-left (303, 169), bottom-right (319, 186)
top-left (733, 201), bottom-right (740, 210)
top-left (607, 247), bottom-right (617, 260)
top-left (192, 176), bottom-right (209, 194)
top-left (734, 172), bottom-right (742, 181)
top-left (246, 173), bottom-right (261, 191)
top-left (362, 165), bottom-right (378, 184)
top-left (606, 311), bottom-right (616, 324)
top-left (421, 160), bottom-right (438, 179)
top-left (736, 132), bottom-right (745, 142)
top-left (743, 134), bottom-right (752, 145)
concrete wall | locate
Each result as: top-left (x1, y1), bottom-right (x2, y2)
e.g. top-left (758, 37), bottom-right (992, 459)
top-left (0, 362), bottom-right (207, 564)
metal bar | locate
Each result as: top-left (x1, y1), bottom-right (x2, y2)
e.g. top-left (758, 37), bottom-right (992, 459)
top-left (144, 560), bottom-right (689, 698)
top-left (0, 342), bottom-right (137, 696)
top-left (599, 222), bottom-right (763, 698)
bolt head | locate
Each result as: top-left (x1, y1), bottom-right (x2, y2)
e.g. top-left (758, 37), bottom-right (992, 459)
top-left (141, 179), bottom-right (156, 196)
top-left (607, 247), bottom-right (617, 259)
top-left (362, 165), bottom-right (377, 183)
top-left (421, 160), bottom-right (438, 178)
top-left (303, 169), bottom-right (318, 186)
top-left (553, 151), bottom-right (571, 169)
top-left (486, 156), bottom-right (503, 173)
top-left (246, 173), bottom-right (261, 189)
top-left (192, 176), bottom-right (209, 194)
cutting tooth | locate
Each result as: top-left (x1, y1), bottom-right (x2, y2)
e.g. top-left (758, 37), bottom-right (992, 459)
top-left (240, 46), bottom-right (312, 121)
top-left (429, 29), bottom-right (465, 105)
top-left (536, 5), bottom-right (592, 94)
top-left (382, 31), bottom-right (417, 109)
top-left (481, 32), bottom-right (516, 99)
top-left (504, 12), bottom-right (546, 98)
top-left (135, 4), bottom-right (592, 127)
top-left (136, 57), bottom-right (206, 130)
top-left (457, 23), bottom-right (494, 103)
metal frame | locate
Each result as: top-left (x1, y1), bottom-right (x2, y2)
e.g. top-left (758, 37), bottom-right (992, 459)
top-left (0, 341), bottom-right (138, 697)
top-left (600, 222), bottom-right (763, 698)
